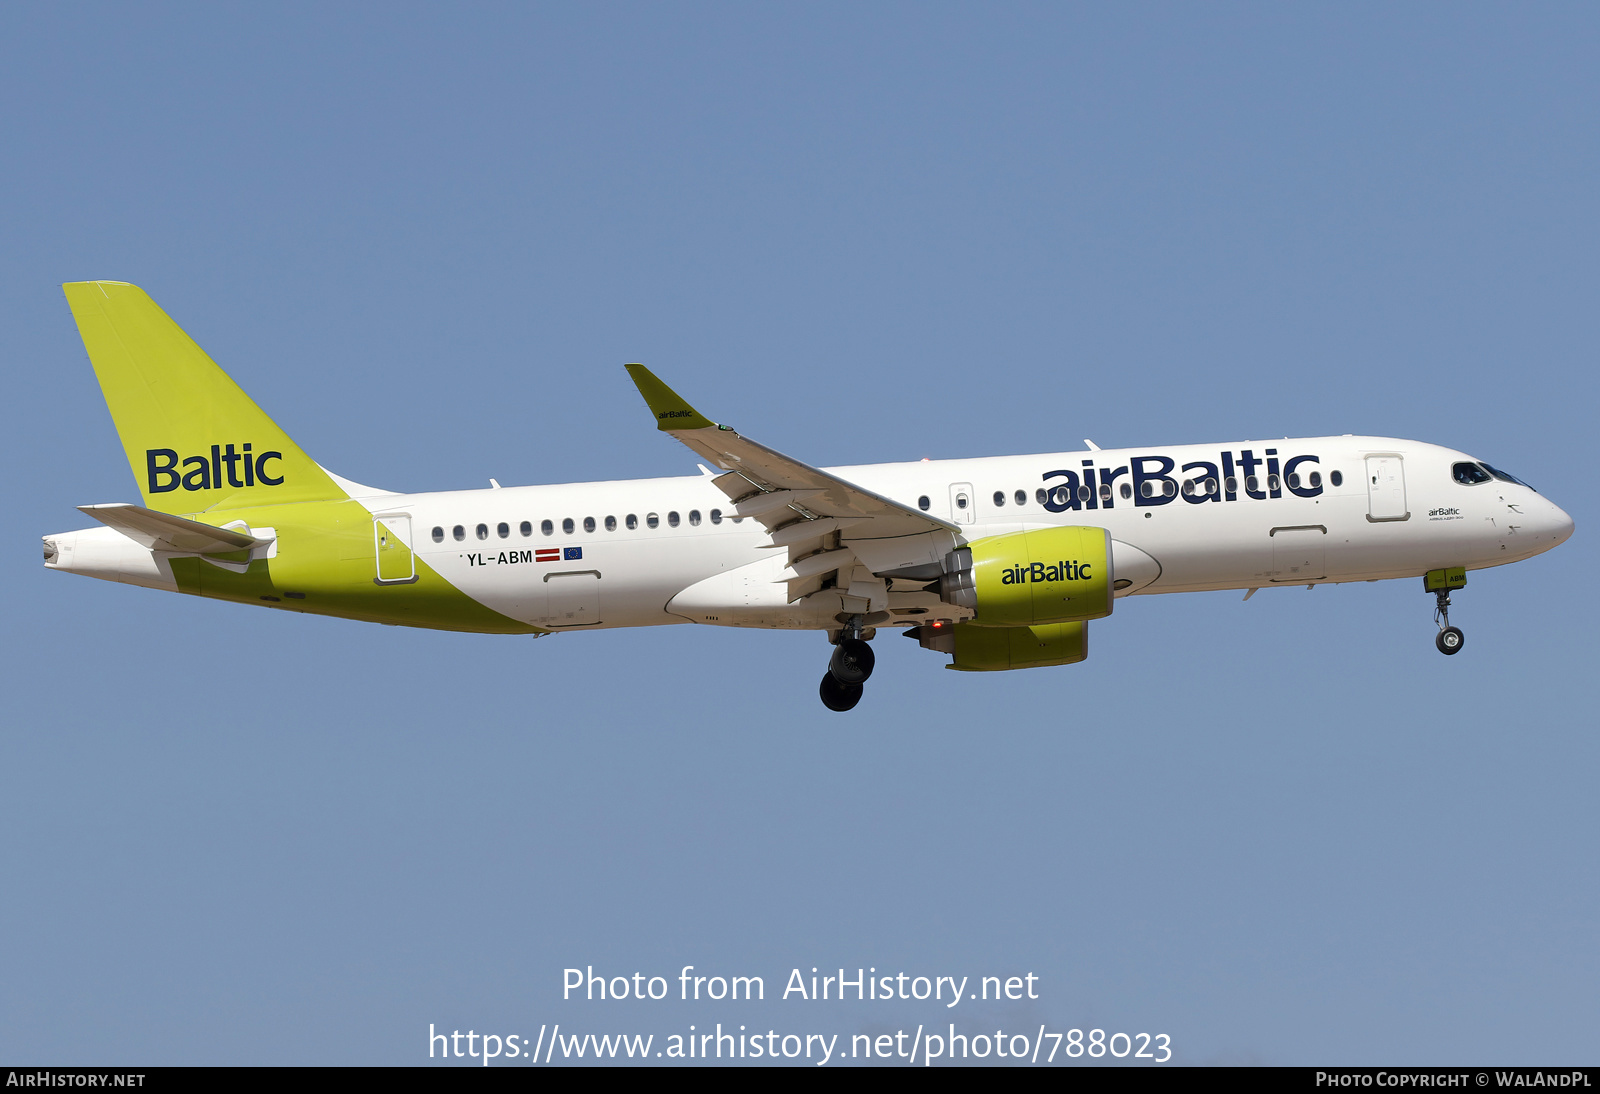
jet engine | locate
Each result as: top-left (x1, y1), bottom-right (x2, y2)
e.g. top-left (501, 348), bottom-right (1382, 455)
top-left (929, 526), bottom-right (1113, 627)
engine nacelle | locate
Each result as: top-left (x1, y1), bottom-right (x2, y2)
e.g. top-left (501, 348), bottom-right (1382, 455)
top-left (946, 620), bottom-right (1088, 672)
top-left (931, 526), bottom-right (1113, 626)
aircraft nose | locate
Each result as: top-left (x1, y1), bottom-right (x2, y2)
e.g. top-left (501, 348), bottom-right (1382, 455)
top-left (1548, 500), bottom-right (1575, 546)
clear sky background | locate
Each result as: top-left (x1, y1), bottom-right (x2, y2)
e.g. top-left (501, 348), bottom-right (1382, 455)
top-left (2, 3), bottom-right (1595, 1066)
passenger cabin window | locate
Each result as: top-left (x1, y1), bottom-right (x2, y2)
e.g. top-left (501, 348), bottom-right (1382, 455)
top-left (432, 526), bottom-right (444, 543)
top-left (1014, 490), bottom-right (1026, 506)
top-left (1245, 476), bottom-right (1260, 494)
top-left (562, 518), bottom-right (575, 534)
top-left (993, 491), bottom-right (1005, 507)
top-left (497, 522), bottom-right (509, 538)
top-left (1225, 476), bottom-right (1238, 494)
top-left (626, 514), bottom-right (638, 530)
top-left (647, 513), bottom-right (660, 529)
top-left (1309, 471), bottom-right (1322, 489)
top-left (541, 519), bottom-right (554, 536)
top-left (918, 495), bottom-right (931, 511)
top-left (453, 525), bottom-right (465, 542)
top-left (583, 517), bottom-right (596, 532)
top-left (668, 511), bottom-right (680, 527)
top-left (1035, 488), bottom-right (1048, 505)
top-left (475, 523), bottom-right (488, 540)
top-left (1076, 486), bottom-right (1089, 503)
top-left (1267, 474), bottom-right (1280, 493)
top-left (1286, 473), bottom-right (1300, 490)
top-left (520, 521), bottom-right (532, 536)
top-left (710, 509), bottom-right (722, 524)
top-left (605, 516), bottom-right (617, 531)
top-left (1330, 470), bottom-right (1343, 487)
top-left (689, 510), bottom-right (701, 526)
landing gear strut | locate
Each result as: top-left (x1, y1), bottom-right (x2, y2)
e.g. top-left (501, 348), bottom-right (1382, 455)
top-left (1425, 567), bottom-right (1467, 656)
top-left (819, 616), bottom-right (876, 711)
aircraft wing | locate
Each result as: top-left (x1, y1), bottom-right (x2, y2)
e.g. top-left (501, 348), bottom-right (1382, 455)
top-left (78, 502), bottom-right (261, 554)
top-left (626, 365), bottom-right (962, 602)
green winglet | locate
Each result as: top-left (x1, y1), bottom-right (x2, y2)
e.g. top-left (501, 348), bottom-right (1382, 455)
top-left (625, 364), bottom-right (716, 431)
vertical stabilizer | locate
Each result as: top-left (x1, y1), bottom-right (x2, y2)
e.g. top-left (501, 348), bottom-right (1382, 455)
top-left (62, 281), bottom-right (346, 513)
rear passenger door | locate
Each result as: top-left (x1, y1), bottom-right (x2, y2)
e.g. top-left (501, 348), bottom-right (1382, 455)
top-left (373, 513), bottom-right (417, 584)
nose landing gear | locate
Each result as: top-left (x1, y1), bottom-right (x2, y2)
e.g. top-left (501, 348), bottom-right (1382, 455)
top-left (1425, 567), bottom-right (1468, 656)
top-left (819, 617), bottom-right (876, 711)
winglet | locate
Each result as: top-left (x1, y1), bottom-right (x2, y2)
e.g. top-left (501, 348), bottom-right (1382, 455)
top-left (624, 364), bottom-right (717, 431)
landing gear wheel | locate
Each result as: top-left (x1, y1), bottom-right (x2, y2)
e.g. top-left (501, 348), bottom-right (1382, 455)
top-left (829, 638), bottom-right (876, 686)
top-left (1428, 579), bottom-right (1466, 656)
top-left (819, 672), bottom-right (864, 712)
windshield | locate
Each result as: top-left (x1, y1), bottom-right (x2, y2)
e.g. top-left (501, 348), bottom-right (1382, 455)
top-left (1481, 463), bottom-right (1534, 491)
top-left (1452, 462), bottom-right (1492, 485)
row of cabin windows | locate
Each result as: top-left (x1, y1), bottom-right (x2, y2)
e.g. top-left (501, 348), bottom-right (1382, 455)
top-left (913, 470), bottom-right (1341, 511)
top-left (428, 467), bottom-right (1357, 547)
top-left (430, 509), bottom-right (745, 543)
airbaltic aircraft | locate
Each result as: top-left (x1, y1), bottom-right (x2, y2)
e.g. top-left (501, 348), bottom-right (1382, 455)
top-left (45, 282), bottom-right (1574, 710)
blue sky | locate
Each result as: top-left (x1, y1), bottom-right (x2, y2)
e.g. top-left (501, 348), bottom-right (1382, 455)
top-left (2, 3), bottom-right (1595, 1065)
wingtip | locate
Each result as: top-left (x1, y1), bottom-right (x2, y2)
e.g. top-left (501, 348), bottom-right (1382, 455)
top-left (624, 363), bottom-right (716, 431)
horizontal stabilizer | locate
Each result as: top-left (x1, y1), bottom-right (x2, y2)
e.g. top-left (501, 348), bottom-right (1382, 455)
top-left (78, 503), bottom-right (259, 554)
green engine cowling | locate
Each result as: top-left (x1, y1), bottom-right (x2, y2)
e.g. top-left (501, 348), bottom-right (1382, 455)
top-left (932, 526), bottom-right (1113, 627)
top-left (947, 620), bottom-right (1087, 672)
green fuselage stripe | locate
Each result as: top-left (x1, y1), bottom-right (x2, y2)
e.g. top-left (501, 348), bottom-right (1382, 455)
top-left (170, 499), bottom-right (540, 634)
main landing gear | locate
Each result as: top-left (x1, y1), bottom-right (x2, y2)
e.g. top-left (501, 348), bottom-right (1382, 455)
top-left (820, 617), bottom-right (876, 712)
top-left (1425, 567), bottom-right (1467, 656)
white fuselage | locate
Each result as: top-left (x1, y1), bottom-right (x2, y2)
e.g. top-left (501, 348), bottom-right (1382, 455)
top-left (332, 435), bottom-right (1571, 632)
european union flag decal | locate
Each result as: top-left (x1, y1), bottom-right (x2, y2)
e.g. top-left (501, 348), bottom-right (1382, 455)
top-left (564, 546), bottom-right (583, 561)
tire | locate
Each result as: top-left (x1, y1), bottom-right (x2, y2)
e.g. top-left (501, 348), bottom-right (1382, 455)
top-left (819, 672), bottom-right (864, 712)
top-left (1436, 626), bottom-right (1464, 655)
top-left (828, 638), bottom-right (876, 686)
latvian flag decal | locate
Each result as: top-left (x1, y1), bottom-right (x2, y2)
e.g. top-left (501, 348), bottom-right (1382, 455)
top-left (535, 548), bottom-right (561, 562)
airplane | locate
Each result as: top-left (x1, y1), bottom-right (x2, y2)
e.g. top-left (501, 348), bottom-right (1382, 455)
top-left (43, 281), bottom-right (1575, 711)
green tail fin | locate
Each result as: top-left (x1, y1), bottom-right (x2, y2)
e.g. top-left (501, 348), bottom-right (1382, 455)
top-left (63, 281), bottom-right (346, 514)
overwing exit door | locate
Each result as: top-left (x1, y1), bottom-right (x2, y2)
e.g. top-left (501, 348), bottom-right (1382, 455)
top-left (949, 482), bottom-right (975, 525)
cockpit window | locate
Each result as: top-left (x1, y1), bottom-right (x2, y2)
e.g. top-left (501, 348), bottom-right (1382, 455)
top-left (1481, 463), bottom-right (1533, 490)
top-left (1452, 462), bottom-right (1493, 486)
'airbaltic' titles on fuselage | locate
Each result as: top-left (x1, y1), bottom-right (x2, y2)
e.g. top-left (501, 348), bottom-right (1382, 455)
top-left (146, 444), bottom-right (284, 493)
top-left (1000, 560), bottom-right (1092, 585)
top-left (1042, 448), bottom-right (1323, 511)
